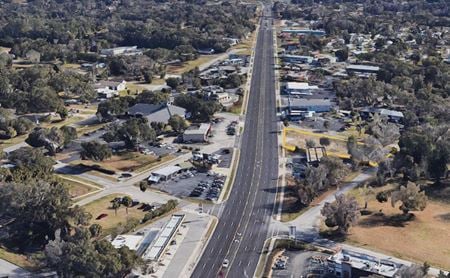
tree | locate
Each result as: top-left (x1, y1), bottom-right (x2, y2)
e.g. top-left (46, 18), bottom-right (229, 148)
top-left (396, 264), bottom-right (427, 278)
top-left (80, 141), bottom-right (112, 162)
top-left (103, 118), bottom-right (156, 149)
top-left (319, 137), bottom-right (330, 147)
top-left (391, 182), bottom-right (427, 215)
top-left (335, 48), bottom-right (349, 62)
top-left (139, 181), bottom-right (148, 192)
top-left (60, 125), bottom-right (77, 146)
top-left (122, 196), bottom-right (133, 215)
top-left (111, 199), bottom-right (121, 216)
top-left (359, 184), bottom-right (374, 209)
top-left (135, 90), bottom-right (169, 105)
top-left (166, 77), bottom-right (180, 89)
top-left (26, 127), bottom-right (65, 155)
top-left (168, 114), bottom-right (188, 133)
top-left (376, 159), bottom-right (393, 186)
top-left (44, 228), bottom-right (141, 277)
top-left (0, 180), bottom-right (75, 250)
top-left (143, 70), bottom-right (153, 83)
top-left (306, 139), bottom-right (316, 148)
top-left (376, 191), bottom-right (388, 203)
top-left (321, 156), bottom-right (348, 186)
top-left (321, 194), bottom-right (359, 235)
top-left (323, 120), bottom-right (330, 130)
top-left (89, 224), bottom-right (102, 238)
top-left (8, 147), bottom-right (54, 181)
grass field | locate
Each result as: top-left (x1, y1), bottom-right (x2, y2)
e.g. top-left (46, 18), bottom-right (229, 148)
top-left (167, 55), bottom-right (222, 74)
top-left (83, 194), bottom-right (146, 236)
top-left (343, 181), bottom-right (450, 270)
top-left (58, 175), bottom-right (102, 199)
top-left (0, 248), bottom-right (37, 271)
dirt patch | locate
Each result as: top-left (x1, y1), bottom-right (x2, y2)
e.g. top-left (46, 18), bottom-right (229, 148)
top-left (345, 183), bottom-right (450, 270)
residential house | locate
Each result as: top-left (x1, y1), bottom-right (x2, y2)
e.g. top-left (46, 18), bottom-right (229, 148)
top-left (94, 80), bottom-right (127, 99)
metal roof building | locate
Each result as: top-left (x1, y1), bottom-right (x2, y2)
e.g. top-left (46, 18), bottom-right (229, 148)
top-left (143, 214), bottom-right (185, 261)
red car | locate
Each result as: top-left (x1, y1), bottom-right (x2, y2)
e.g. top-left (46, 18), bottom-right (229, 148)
top-left (96, 213), bottom-right (108, 220)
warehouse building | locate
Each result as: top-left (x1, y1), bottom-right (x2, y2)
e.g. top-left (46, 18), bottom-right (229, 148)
top-left (183, 123), bottom-right (211, 143)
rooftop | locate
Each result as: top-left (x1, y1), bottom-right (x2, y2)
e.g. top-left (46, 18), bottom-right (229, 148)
top-left (111, 235), bottom-right (144, 250)
top-left (184, 123), bottom-right (211, 135)
top-left (143, 214), bottom-right (185, 261)
top-left (346, 64), bottom-right (380, 72)
top-left (286, 82), bottom-right (319, 90)
top-left (288, 98), bottom-right (332, 107)
top-left (328, 249), bottom-right (402, 277)
top-left (152, 165), bottom-right (182, 177)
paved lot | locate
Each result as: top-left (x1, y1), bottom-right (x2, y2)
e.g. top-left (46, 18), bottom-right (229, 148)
top-left (150, 172), bottom-right (225, 201)
top-left (272, 250), bottom-right (329, 278)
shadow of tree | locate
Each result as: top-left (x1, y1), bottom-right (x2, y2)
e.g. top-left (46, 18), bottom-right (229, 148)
top-left (358, 212), bottom-right (415, 228)
top-left (436, 212), bottom-right (450, 222)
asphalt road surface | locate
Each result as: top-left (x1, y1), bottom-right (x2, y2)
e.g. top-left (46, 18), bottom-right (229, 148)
top-left (191, 5), bottom-right (278, 278)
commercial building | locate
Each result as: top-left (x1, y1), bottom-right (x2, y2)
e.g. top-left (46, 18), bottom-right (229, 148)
top-left (281, 29), bottom-right (326, 36)
top-left (360, 107), bottom-right (404, 123)
top-left (183, 123), bottom-right (211, 143)
top-left (127, 103), bottom-right (186, 124)
top-left (143, 214), bottom-right (185, 261)
top-left (148, 165), bottom-right (182, 183)
top-left (284, 82), bottom-right (319, 95)
top-left (346, 64), bottom-right (380, 75)
top-left (284, 97), bottom-right (332, 120)
top-left (100, 46), bottom-right (143, 57)
top-left (327, 249), bottom-right (403, 278)
top-left (280, 54), bottom-right (314, 64)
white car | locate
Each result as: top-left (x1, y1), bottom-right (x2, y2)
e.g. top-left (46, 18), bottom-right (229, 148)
top-left (222, 259), bottom-right (229, 268)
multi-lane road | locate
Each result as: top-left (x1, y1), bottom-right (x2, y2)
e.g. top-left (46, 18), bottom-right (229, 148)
top-left (192, 4), bottom-right (279, 278)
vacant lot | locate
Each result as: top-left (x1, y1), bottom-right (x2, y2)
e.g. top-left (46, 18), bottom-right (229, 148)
top-left (58, 175), bottom-right (102, 199)
top-left (167, 54), bottom-right (221, 74)
top-left (285, 128), bottom-right (350, 156)
top-left (345, 182), bottom-right (450, 270)
top-left (72, 152), bottom-right (176, 173)
top-left (83, 194), bottom-right (146, 236)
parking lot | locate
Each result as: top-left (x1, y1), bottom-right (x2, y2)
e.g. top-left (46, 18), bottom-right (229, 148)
top-left (272, 251), bottom-right (331, 278)
top-left (150, 171), bottom-right (226, 201)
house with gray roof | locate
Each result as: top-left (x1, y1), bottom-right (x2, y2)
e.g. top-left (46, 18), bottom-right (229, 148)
top-left (127, 103), bottom-right (186, 124)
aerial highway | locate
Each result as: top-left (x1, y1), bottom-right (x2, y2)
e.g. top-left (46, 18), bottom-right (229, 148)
top-left (191, 4), bottom-right (278, 278)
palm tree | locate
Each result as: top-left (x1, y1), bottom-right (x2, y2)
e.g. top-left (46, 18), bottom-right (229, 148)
top-left (122, 196), bottom-right (133, 215)
top-left (111, 200), bottom-right (121, 216)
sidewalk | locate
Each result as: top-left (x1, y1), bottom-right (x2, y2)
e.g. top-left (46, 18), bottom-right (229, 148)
top-left (0, 259), bottom-right (30, 277)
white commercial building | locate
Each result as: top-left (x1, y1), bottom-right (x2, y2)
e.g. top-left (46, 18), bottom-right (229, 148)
top-left (148, 165), bottom-right (182, 183)
top-left (285, 82), bottom-right (319, 95)
top-left (327, 249), bottom-right (402, 278)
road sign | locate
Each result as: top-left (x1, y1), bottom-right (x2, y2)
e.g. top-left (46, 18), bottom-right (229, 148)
top-left (289, 225), bottom-right (296, 239)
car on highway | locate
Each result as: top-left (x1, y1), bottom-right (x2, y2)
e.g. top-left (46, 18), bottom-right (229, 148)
top-left (222, 259), bottom-right (229, 268)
